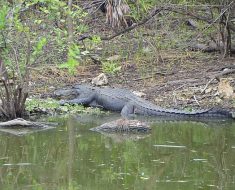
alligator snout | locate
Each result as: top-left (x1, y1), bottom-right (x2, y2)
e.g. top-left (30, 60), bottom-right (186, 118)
top-left (53, 88), bottom-right (78, 100)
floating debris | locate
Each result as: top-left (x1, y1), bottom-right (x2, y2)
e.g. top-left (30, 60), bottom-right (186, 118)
top-left (153, 144), bottom-right (186, 148)
top-left (192, 158), bottom-right (208, 162)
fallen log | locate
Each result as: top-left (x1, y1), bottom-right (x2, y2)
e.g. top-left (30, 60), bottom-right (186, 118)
top-left (0, 118), bottom-right (56, 128)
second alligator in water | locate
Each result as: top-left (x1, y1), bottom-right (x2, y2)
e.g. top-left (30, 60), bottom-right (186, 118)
top-left (54, 84), bottom-right (234, 119)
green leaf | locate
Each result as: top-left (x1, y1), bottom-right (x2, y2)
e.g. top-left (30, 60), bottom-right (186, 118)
top-left (58, 57), bottom-right (79, 75)
top-left (36, 37), bottom-right (47, 51)
top-left (0, 5), bottom-right (9, 30)
top-left (91, 35), bottom-right (101, 44)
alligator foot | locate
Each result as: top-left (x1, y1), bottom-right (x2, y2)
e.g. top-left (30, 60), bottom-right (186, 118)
top-left (59, 100), bottom-right (66, 105)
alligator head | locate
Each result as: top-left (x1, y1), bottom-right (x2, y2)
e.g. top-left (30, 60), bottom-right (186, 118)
top-left (73, 84), bottom-right (96, 91)
top-left (53, 84), bottom-right (97, 103)
top-left (53, 88), bottom-right (78, 100)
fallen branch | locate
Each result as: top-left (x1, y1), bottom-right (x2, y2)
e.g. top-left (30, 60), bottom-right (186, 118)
top-left (78, 7), bottom-right (164, 41)
top-left (133, 71), bottom-right (175, 81)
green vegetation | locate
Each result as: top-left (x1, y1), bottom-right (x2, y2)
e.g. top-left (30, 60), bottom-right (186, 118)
top-left (102, 61), bottom-right (122, 74)
top-left (58, 44), bottom-right (81, 75)
top-left (25, 98), bottom-right (106, 115)
top-left (0, 0), bottom-right (90, 118)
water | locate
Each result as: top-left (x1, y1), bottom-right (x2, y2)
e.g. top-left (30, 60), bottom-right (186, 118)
top-left (0, 114), bottom-right (235, 190)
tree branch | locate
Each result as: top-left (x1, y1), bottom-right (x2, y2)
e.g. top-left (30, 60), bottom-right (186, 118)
top-left (78, 7), bottom-right (164, 41)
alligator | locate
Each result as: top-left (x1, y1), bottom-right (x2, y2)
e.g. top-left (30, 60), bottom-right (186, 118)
top-left (90, 119), bottom-right (151, 133)
top-left (54, 84), bottom-right (235, 119)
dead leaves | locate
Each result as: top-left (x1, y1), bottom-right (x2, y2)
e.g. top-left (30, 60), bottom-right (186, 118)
top-left (217, 78), bottom-right (235, 99)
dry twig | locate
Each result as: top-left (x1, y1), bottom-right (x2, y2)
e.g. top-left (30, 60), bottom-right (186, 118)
top-left (201, 68), bottom-right (235, 94)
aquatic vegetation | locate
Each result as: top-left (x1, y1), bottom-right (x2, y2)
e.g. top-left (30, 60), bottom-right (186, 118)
top-left (25, 98), bottom-right (106, 115)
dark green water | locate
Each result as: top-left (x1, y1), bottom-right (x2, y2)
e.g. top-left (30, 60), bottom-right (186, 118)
top-left (0, 114), bottom-right (235, 190)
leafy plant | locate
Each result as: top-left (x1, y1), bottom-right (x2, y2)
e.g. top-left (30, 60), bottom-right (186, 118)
top-left (102, 61), bottom-right (122, 74)
top-left (0, 3), bottom-right (48, 119)
top-left (58, 44), bottom-right (81, 75)
top-left (129, 0), bottom-right (155, 21)
top-left (33, 37), bottom-right (47, 56)
top-left (0, 5), bottom-right (8, 30)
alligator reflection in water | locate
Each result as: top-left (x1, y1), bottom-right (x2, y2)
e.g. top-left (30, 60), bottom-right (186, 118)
top-left (65, 115), bottom-right (235, 189)
top-left (76, 113), bottom-right (232, 143)
top-left (0, 119), bottom-right (56, 136)
top-left (95, 131), bottom-right (151, 143)
top-left (0, 126), bottom-right (55, 136)
top-left (0, 114), bottom-right (234, 189)
top-left (90, 118), bottom-right (151, 142)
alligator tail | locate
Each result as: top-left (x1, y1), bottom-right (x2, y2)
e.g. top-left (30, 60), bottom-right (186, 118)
top-left (169, 108), bottom-right (234, 118)
top-left (205, 109), bottom-right (234, 118)
top-left (146, 107), bottom-right (234, 119)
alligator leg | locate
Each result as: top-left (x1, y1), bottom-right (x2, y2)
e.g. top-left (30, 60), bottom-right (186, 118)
top-left (59, 94), bottom-right (96, 106)
top-left (121, 102), bottom-right (135, 118)
top-left (89, 100), bottom-right (103, 108)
